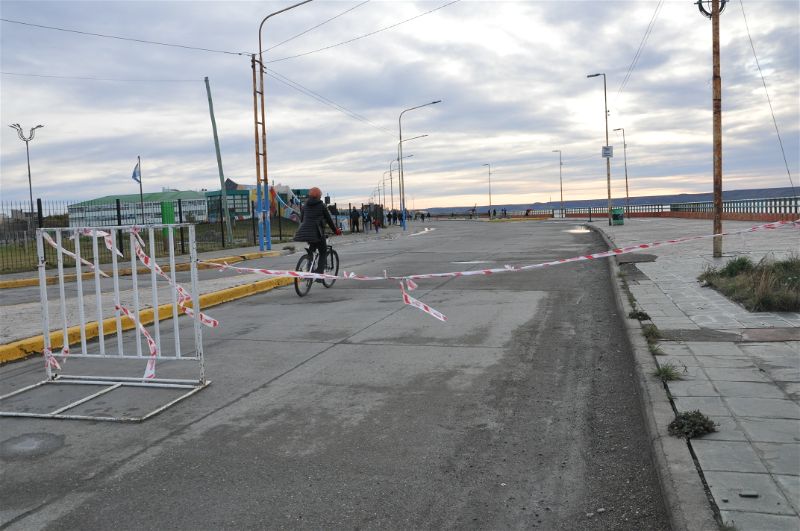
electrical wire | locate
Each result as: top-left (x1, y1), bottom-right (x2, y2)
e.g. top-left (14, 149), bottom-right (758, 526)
top-left (1, 71), bottom-right (201, 82)
top-left (0, 17), bottom-right (250, 56)
top-left (615, 0), bottom-right (664, 101)
top-left (265, 0), bottom-right (461, 64)
top-left (738, 0), bottom-right (796, 195)
top-left (264, 67), bottom-right (393, 136)
top-left (263, 0), bottom-right (371, 53)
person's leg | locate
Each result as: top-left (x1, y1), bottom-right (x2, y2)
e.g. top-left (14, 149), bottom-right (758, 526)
top-left (313, 240), bottom-right (327, 274)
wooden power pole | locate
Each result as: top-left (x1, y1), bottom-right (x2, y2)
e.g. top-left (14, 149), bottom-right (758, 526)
top-left (698, 0), bottom-right (727, 257)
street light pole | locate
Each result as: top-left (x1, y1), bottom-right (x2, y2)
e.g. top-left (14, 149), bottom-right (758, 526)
top-left (613, 128), bottom-right (630, 216)
top-left (587, 73), bottom-right (612, 226)
top-left (399, 102), bottom-right (440, 230)
top-left (482, 163), bottom-right (492, 213)
top-left (552, 150), bottom-right (563, 215)
top-left (389, 154), bottom-right (414, 212)
top-left (9, 123), bottom-right (44, 232)
top-left (252, 0), bottom-right (313, 251)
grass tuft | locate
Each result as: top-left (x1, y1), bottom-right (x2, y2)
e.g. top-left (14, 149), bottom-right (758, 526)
top-left (668, 410), bottom-right (717, 439)
top-left (642, 324), bottom-right (662, 344)
top-left (653, 362), bottom-right (684, 382)
top-left (629, 309), bottom-right (651, 321)
top-left (699, 254), bottom-right (800, 312)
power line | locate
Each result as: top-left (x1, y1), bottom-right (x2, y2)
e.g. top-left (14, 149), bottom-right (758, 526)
top-left (0, 17), bottom-right (250, 56)
top-left (264, 67), bottom-right (393, 136)
top-left (1, 71), bottom-right (201, 82)
top-left (615, 1), bottom-right (664, 101)
top-left (264, 0), bottom-right (371, 53)
top-left (738, 0), bottom-right (795, 195)
top-left (266, 0), bottom-right (461, 64)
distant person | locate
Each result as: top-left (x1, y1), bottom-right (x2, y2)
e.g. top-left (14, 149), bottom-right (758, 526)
top-left (350, 207), bottom-right (360, 233)
top-left (492, 208), bottom-right (497, 219)
top-left (293, 187), bottom-right (341, 277)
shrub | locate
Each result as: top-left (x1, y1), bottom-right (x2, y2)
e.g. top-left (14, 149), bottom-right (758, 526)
top-left (668, 410), bottom-right (717, 439)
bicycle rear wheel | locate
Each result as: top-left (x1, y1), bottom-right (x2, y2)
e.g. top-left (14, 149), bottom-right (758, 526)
top-left (294, 254), bottom-right (313, 297)
top-left (322, 249), bottom-right (339, 288)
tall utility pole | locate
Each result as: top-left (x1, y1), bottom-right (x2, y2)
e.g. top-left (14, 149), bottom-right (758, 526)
top-left (613, 128), bottom-right (630, 215)
top-left (587, 73), bottom-right (612, 225)
top-left (252, 0), bottom-right (313, 251)
top-left (205, 77), bottom-right (233, 244)
top-left (697, 0), bottom-right (727, 257)
top-left (9, 123), bottom-right (43, 232)
top-left (552, 150), bottom-right (563, 215)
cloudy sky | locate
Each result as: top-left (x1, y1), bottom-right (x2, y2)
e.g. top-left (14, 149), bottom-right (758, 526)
top-left (1, 0), bottom-right (798, 209)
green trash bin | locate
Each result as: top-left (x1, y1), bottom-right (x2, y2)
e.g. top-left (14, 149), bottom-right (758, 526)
top-left (611, 207), bottom-right (624, 226)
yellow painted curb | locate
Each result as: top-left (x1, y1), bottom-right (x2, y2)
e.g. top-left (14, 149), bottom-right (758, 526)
top-left (0, 276), bottom-right (293, 364)
top-left (0, 250), bottom-right (284, 289)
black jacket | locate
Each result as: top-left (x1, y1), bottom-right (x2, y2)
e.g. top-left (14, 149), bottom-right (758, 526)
top-left (294, 198), bottom-right (337, 242)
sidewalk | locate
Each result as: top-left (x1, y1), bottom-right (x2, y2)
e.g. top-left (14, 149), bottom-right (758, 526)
top-left (594, 217), bottom-right (800, 530)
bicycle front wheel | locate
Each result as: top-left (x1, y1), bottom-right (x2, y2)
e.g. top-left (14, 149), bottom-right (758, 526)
top-left (294, 254), bottom-right (313, 297)
top-left (322, 249), bottom-right (339, 288)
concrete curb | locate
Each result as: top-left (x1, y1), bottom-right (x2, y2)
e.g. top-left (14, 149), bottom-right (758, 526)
top-left (589, 223), bottom-right (717, 531)
top-left (0, 250), bottom-right (286, 289)
top-left (0, 276), bottom-right (293, 365)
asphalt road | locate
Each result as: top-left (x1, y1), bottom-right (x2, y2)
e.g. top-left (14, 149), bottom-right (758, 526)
top-left (0, 220), bottom-right (669, 530)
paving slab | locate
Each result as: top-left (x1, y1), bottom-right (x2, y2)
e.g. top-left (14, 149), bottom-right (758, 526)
top-left (704, 416), bottom-right (749, 442)
top-left (672, 396), bottom-right (731, 416)
top-left (704, 367), bottom-right (773, 383)
top-left (775, 475), bottom-right (800, 514)
top-left (719, 511), bottom-right (800, 531)
top-left (725, 398), bottom-right (800, 419)
top-left (703, 471), bottom-right (795, 515)
top-left (714, 381), bottom-right (791, 399)
top-left (753, 443), bottom-right (800, 476)
top-left (692, 440), bottom-right (769, 473)
top-left (738, 417), bottom-right (800, 444)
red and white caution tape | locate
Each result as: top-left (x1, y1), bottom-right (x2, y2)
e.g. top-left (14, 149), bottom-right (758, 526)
top-left (75, 228), bottom-right (124, 258)
top-left (401, 283), bottom-right (447, 322)
top-left (203, 218), bottom-right (799, 322)
top-left (133, 240), bottom-right (219, 328)
top-left (42, 347), bottom-right (62, 370)
top-left (116, 303), bottom-right (159, 379)
top-left (41, 231), bottom-right (109, 277)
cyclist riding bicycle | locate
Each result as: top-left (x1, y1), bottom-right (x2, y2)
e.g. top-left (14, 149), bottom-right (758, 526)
top-left (293, 187), bottom-right (341, 280)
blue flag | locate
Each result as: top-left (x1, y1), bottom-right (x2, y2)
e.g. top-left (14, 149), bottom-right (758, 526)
top-left (131, 162), bottom-right (141, 183)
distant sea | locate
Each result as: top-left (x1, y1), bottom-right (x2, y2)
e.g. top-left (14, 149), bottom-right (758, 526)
top-left (425, 186), bottom-right (798, 214)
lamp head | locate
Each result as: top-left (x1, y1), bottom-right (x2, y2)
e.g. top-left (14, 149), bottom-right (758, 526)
top-left (431, 100), bottom-right (442, 105)
top-left (33, 125), bottom-right (44, 130)
top-left (587, 73), bottom-right (601, 78)
top-left (613, 128), bottom-right (622, 132)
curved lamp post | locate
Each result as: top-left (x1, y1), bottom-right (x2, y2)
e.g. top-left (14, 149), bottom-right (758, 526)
top-left (552, 150), bottom-right (563, 215)
top-left (613, 128), bottom-right (629, 215)
top-left (587, 72), bottom-right (612, 226)
top-left (399, 102), bottom-right (440, 230)
top-left (9, 123), bottom-right (44, 231)
top-left (482, 163), bottom-right (492, 214)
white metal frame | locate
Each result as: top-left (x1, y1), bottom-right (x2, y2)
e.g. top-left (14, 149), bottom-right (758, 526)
top-left (0, 224), bottom-right (210, 422)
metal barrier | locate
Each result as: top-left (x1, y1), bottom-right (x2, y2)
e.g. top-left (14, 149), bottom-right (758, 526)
top-left (0, 224), bottom-right (210, 422)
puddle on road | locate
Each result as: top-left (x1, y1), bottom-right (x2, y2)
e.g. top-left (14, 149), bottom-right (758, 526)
top-left (564, 227), bottom-right (591, 234)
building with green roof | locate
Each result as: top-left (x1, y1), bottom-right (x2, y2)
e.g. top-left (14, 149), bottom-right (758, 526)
top-left (68, 190), bottom-right (208, 227)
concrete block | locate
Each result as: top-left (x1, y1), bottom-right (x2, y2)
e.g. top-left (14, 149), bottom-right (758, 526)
top-left (703, 471), bottom-right (794, 515)
top-left (691, 440), bottom-right (767, 473)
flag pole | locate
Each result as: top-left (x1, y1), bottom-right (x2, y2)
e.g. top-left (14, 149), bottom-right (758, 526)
top-left (138, 155), bottom-right (144, 224)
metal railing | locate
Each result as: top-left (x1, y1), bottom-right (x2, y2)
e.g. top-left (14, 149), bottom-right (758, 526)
top-left (0, 198), bottom-right (297, 273)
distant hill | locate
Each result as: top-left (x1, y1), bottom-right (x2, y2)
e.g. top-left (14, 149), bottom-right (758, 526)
top-left (425, 186), bottom-right (798, 214)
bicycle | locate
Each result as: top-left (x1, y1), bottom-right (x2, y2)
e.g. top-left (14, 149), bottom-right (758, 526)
top-left (294, 241), bottom-right (340, 297)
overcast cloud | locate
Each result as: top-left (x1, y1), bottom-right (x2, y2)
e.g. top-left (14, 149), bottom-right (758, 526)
top-left (1, 0), bottom-right (798, 209)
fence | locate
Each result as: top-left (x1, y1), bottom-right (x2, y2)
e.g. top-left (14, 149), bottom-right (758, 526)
top-left (0, 198), bottom-right (298, 273)
top-left (0, 224), bottom-right (210, 421)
